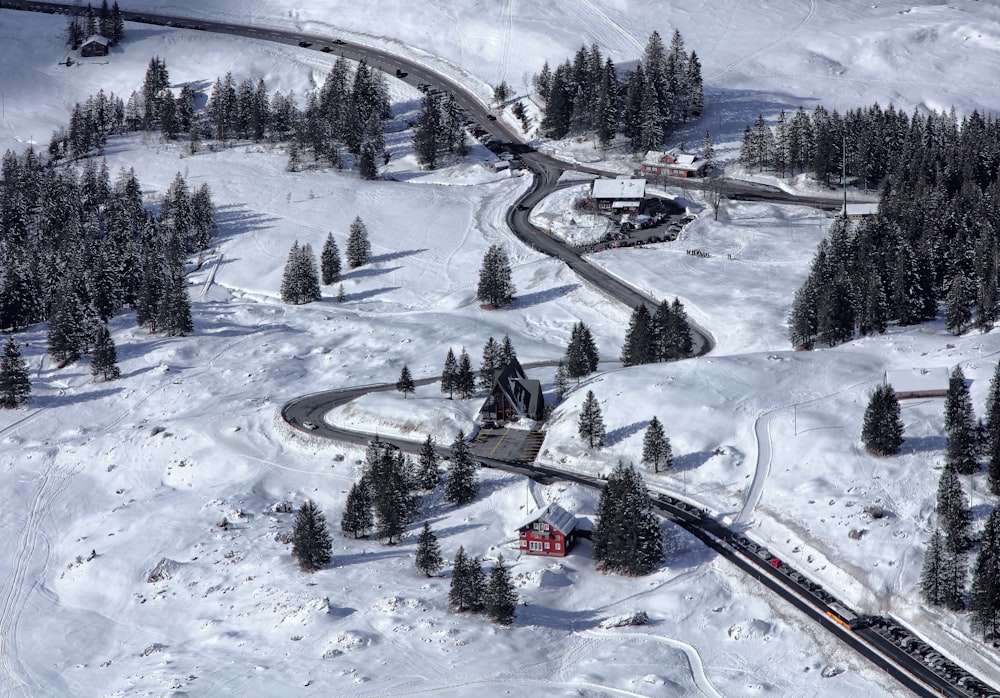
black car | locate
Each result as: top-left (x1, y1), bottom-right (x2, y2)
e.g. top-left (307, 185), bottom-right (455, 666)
top-left (333, 38), bottom-right (346, 45)
top-left (298, 40), bottom-right (311, 48)
top-left (486, 114), bottom-right (497, 121)
top-left (321, 46), bottom-right (333, 53)
top-left (395, 69), bottom-right (408, 78)
top-left (516, 204), bottom-right (528, 211)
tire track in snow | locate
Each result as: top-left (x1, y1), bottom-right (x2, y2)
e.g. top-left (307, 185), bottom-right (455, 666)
top-left (573, 0), bottom-right (644, 55)
top-left (706, 0), bottom-right (816, 80)
top-left (497, 0), bottom-right (514, 86)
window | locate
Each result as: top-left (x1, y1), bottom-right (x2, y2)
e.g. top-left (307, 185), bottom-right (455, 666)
top-left (544, 542), bottom-right (550, 550)
top-left (529, 541), bottom-right (542, 552)
top-left (555, 542), bottom-right (561, 551)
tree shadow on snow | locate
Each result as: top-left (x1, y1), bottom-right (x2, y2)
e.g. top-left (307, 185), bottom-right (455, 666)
top-left (513, 284), bottom-right (579, 309)
top-left (30, 387), bottom-right (122, 408)
top-left (340, 266), bottom-right (401, 281)
top-left (902, 434), bottom-right (947, 454)
top-left (344, 286), bottom-right (401, 302)
top-left (670, 449), bottom-right (718, 474)
top-left (212, 204), bottom-right (280, 243)
top-left (605, 420), bottom-right (648, 448)
top-left (368, 248), bottom-right (427, 265)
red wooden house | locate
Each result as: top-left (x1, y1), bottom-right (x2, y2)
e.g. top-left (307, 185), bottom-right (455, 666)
top-left (516, 503), bottom-right (578, 557)
top-left (641, 148), bottom-right (709, 178)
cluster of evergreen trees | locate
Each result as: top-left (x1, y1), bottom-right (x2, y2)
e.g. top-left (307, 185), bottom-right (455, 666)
top-left (592, 461), bottom-right (664, 575)
top-left (788, 108), bottom-right (1000, 346)
top-left (413, 92), bottom-right (468, 170)
top-left (534, 31), bottom-right (703, 151)
top-left (449, 548), bottom-right (518, 625)
top-left (0, 336), bottom-right (30, 408)
top-left (620, 298), bottom-right (693, 365)
top-left (919, 364), bottom-right (1000, 639)
top-left (279, 216), bottom-right (370, 305)
top-left (1, 147), bottom-right (211, 365)
top-left (64, 1), bottom-right (125, 50)
top-left (440, 335), bottom-right (517, 401)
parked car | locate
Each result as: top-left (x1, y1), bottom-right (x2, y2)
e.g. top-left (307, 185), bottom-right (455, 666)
top-left (298, 40), bottom-right (312, 48)
top-left (302, 421), bottom-right (318, 430)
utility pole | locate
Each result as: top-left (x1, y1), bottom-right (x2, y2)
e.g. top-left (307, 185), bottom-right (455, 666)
top-left (841, 133), bottom-right (847, 217)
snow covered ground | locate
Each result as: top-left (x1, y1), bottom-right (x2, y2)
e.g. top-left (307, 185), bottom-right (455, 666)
top-left (3, 2), bottom-right (1000, 695)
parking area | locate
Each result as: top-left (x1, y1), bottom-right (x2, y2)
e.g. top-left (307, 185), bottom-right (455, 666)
top-left (471, 426), bottom-right (543, 463)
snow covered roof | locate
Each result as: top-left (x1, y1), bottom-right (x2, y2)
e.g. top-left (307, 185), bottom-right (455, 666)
top-left (844, 203), bottom-right (879, 217)
top-left (592, 176), bottom-right (645, 200)
top-left (885, 368), bottom-right (950, 397)
top-left (517, 502), bottom-right (578, 536)
top-left (82, 35), bottom-right (110, 46)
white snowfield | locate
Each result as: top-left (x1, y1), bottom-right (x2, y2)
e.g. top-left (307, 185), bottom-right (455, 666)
top-left (1, 2), bottom-right (999, 696)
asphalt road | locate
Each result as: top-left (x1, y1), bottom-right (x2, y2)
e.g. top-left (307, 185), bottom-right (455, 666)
top-left (5, 3), bottom-right (989, 696)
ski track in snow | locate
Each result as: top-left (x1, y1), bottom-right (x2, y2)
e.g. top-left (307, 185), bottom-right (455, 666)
top-left (571, 0), bottom-right (644, 56)
top-left (0, 450), bottom-right (74, 697)
top-left (583, 629), bottom-right (724, 698)
top-left (497, 0), bottom-right (513, 86)
top-left (706, 0), bottom-right (816, 80)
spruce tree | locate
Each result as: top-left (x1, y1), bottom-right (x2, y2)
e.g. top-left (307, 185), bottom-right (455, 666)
top-left (455, 348), bottom-right (475, 399)
top-left (346, 216), bottom-right (371, 268)
top-left (341, 480), bottom-right (374, 538)
top-left (416, 434), bottom-right (440, 490)
top-left (920, 528), bottom-right (947, 606)
top-left (553, 360), bottom-right (569, 401)
top-left (0, 336), bottom-right (31, 408)
top-left (641, 416), bottom-right (672, 472)
top-left (591, 461), bottom-right (663, 575)
top-left (662, 297), bottom-right (694, 360)
top-left (987, 362), bottom-right (1000, 495)
top-left (449, 547), bottom-right (485, 612)
top-left (445, 430), bottom-right (478, 505)
top-left (578, 390), bottom-right (606, 448)
top-left (479, 336), bottom-right (502, 391)
top-left (937, 462), bottom-right (972, 553)
top-left (90, 323), bottom-right (121, 382)
top-left (320, 232), bottom-right (341, 285)
top-left (565, 321), bottom-right (599, 382)
top-left (415, 522), bottom-right (443, 577)
top-left (441, 347), bottom-right (458, 399)
top-left (970, 508), bottom-right (1000, 641)
top-left (621, 304), bottom-right (654, 366)
top-left (280, 241), bottom-right (322, 304)
top-left (396, 364), bottom-right (415, 398)
top-left (413, 93), bottom-right (441, 169)
top-left (476, 244), bottom-right (516, 308)
top-left (484, 555), bottom-right (518, 625)
top-left (366, 440), bottom-right (416, 544)
top-left (292, 499), bottom-right (333, 572)
top-left (499, 334), bottom-right (517, 365)
top-left (945, 366), bottom-right (979, 475)
top-left (358, 142), bottom-right (378, 180)
top-left (861, 384), bottom-right (904, 456)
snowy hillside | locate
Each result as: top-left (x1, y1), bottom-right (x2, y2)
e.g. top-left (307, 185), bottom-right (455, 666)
top-left (2, 2), bottom-right (1000, 695)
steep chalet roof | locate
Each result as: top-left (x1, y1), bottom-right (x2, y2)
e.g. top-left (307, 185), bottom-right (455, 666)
top-left (82, 34), bottom-right (110, 46)
top-left (516, 502), bottom-right (578, 536)
top-left (591, 176), bottom-right (645, 200)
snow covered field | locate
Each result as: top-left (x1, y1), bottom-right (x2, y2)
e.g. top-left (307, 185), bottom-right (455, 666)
top-left (3, 2), bottom-right (1000, 695)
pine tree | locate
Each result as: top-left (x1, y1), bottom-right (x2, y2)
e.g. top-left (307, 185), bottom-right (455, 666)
top-left (499, 334), bottom-right (517, 366)
top-left (945, 366), bottom-right (979, 475)
top-left (970, 508), bottom-right (1000, 641)
top-left (341, 480), bottom-right (374, 538)
top-left (417, 434), bottom-right (440, 490)
top-left (359, 141), bottom-right (378, 179)
top-left (641, 416), bottom-right (672, 472)
top-left (455, 348), bottom-right (475, 399)
top-left (280, 241), bottom-right (322, 304)
top-left (415, 522), bottom-right (443, 577)
top-left (90, 323), bottom-right (120, 382)
top-left (346, 216), bottom-right (371, 268)
top-left (484, 555), bottom-right (517, 625)
top-left (937, 462), bottom-right (972, 553)
top-left (292, 499), bottom-right (333, 572)
top-left (986, 363), bottom-right (1000, 495)
top-left (663, 297), bottom-right (694, 360)
top-left (396, 364), bottom-right (415, 398)
top-left (565, 321), bottom-right (599, 382)
top-left (702, 130), bottom-right (716, 170)
top-left (920, 528), bottom-right (948, 606)
top-left (861, 384), bottom-right (904, 456)
top-left (445, 430), bottom-right (478, 505)
top-left (366, 440), bottom-right (417, 544)
top-left (578, 390), bottom-right (606, 448)
top-left (0, 336), bottom-right (31, 408)
top-left (449, 547), bottom-right (485, 612)
top-left (320, 233), bottom-right (341, 285)
top-left (441, 347), bottom-right (458, 399)
top-left (476, 244), bottom-right (516, 308)
top-left (552, 360), bottom-right (569, 401)
top-left (337, 284), bottom-right (346, 302)
top-left (621, 304), bottom-right (654, 366)
top-left (591, 461), bottom-right (663, 575)
top-left (479, 336), bottom-right (502, 391)
top-left (413, 93), bottom-right (441, 169)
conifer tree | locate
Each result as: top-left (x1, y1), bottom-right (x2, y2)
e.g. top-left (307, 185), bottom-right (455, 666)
top-left (945, 366), bottom-right (979, 475)
top-left (292, 499), bottom-right (333, 572)
top-left (346, 215), bottom-right (371, 268)
top-left (479, 336), bottom-right (502, 391)
top-left (861, 384), bottom-right (904, 456)
top-left (970, 508), bottom-right (1000, 641)
top-left (920, 528), bottom-right (948, 607)
top-left (359, 141), bottom-right (378, 180)
top-left (986, 362), bottom-right (1000, 495)
top-left (320, 232), bottom-right (341, 285)
top-left (413, 93), bottom-right (441, 169)
top-left (476, 244), bottom-right (516, 308)
top-left (578, 390), bottom-right (606, 448)
top-left (499, 334), bottom-right (517, 365)
top-left (415, 521), bottom-right (443, 577)
top-left (553, 360), bottom-right (569, 401)
top-left (366, 440), bottom-right (417, 544)
top-left (455, 348), bottom-right (475, 399)
top-left (280, 241), bottom-right (322, 304)
top-left (0, 336), bottom-right (30, 408)
top-left (449, 547), bottom-right (485, 612)
top-left (441, 347), bottom-right (458, 399)
top-left (591, 461), bottom-right (663, 575)
top-left (662, 297), bottom-right (694, 360)
top-left (341, 480), bottom-right (374, 538)
top-left (565, 321), bottom-right (599, 382)
top-left (641, 416), bottom-right (672, 472)
top-left (445, 430), bottom-right (478, 505)
top-left (396, 364), bottom-right (415, 398)
top-left (937, 462), bottom-right (972, 554)
top-left (484, 555), bottom-right (518, 625)
top-left (337, 284), bottom-right (346, 302)
top-left (416, 434), bottom-right (440, 490)
top-left (90, 323), bottom-right (121, 382)
top-left (621, 304), bottom-right (654, 366)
